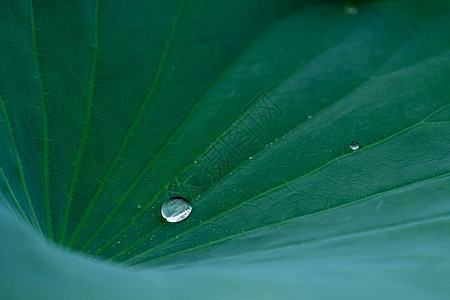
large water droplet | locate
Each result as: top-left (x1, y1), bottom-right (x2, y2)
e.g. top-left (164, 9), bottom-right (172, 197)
top-left (161, 197), bottom-right (192, 223)
top-left (350, 141), bottom-right (360, 151)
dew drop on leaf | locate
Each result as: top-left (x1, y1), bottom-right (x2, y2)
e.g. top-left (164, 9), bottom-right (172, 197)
top-left (161, 197), bottom-right (192, 223)
top-left (343, 4), bottom-right (359, 16)
top-left (350, 141), bottom-right (360, 151)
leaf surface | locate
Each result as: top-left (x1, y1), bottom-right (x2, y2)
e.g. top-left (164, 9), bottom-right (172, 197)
top-left (0, 0), bottom-right (449, 298)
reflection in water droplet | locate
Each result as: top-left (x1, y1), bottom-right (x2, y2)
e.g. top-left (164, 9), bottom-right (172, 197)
top-left (343, 5), bottom-right (359, 16)
top-left (350, 141), bottom-right (360, 151)
top-left (161, 197), bottom-right (192, 223)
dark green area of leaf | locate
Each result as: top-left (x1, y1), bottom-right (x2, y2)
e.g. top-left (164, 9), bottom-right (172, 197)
top-left (1, 0), bottom-right (450, 298)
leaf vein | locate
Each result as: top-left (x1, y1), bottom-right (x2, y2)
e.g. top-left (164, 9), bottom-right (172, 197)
top-left (113, 103), bottom-right (449, 262)
top-left (29, 0), bottom-right (52, 238)
top-left (59, 0), bottom-right (100, 244)
top-left (67, 0), bottom-right (187, 246)
top-left (125, 172), bottom-right (450, 266)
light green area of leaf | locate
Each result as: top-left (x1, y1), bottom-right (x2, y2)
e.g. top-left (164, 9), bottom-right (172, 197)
top-left (1, 0), bottom-right (449, 298)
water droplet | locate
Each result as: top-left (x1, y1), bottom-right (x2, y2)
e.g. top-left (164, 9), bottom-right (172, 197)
top-left (194, 160), bottom-right (198, 164)
top-left (343, 4), bottom-right (359, 16)
top-left (137, 205), bottom-right (141, 209)
top-left (161, 197), bottom-right (192, 223)
top-left (307, 115), bottom-right (312, 119)
top-left (249, 156), bottom-right (253, 160)
top-left (350, 141), bottom-right (360, 151)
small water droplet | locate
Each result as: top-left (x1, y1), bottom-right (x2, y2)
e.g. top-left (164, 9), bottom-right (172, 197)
top-left (343, 4), bottom-right (359, 16)
top-left (194, 160), bottom-right (198, 164)
top-left (307, 115), bottom-right (312, 119)
top-left (161, 197), bottom-right (192, 223)
top-left (350, 141), bottom-right (360, 150)
top-left (249, 156), bottom-right (253, 160)
top-left (137, 205), bottom-right (141, 209)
